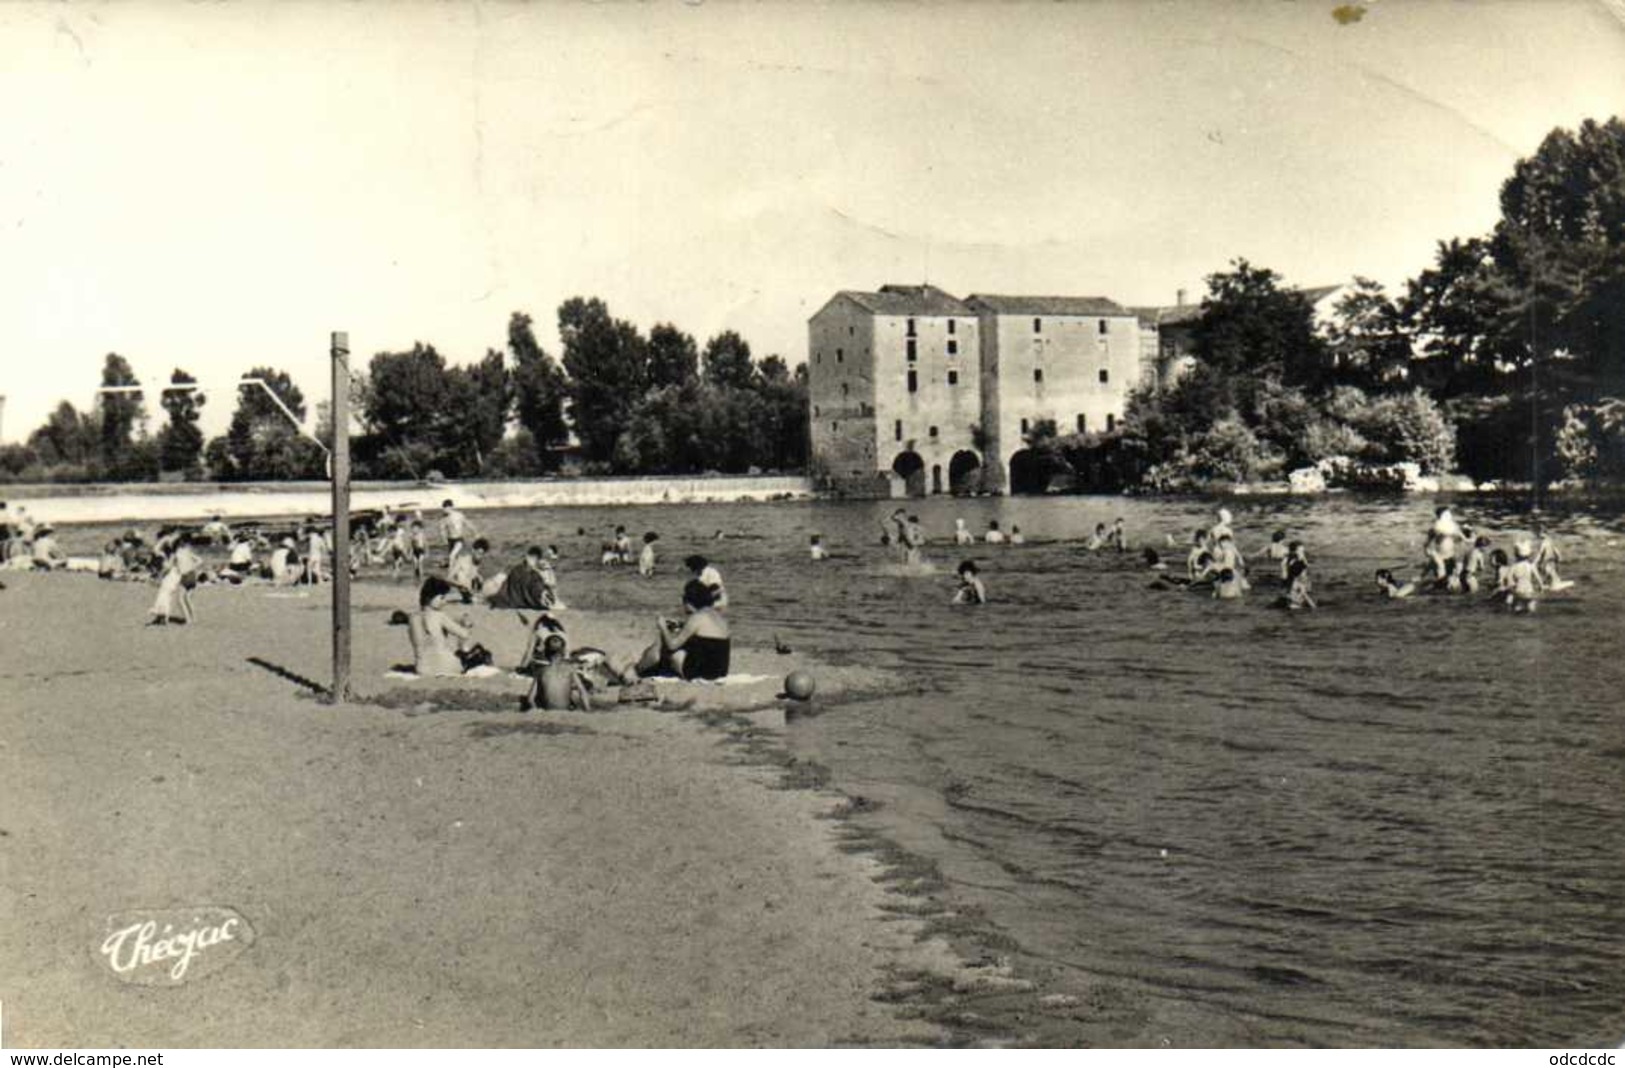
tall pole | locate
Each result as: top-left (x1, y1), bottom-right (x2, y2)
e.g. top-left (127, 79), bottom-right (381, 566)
top-left (331, 331), bottom-right (352, 703)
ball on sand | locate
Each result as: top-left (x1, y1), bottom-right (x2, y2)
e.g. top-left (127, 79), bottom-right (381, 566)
top-left (784, 670), bottom-right (816, 701)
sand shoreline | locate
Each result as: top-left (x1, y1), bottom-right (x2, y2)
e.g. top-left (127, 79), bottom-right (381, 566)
top-left (0, 565), bottom-right (1032, 1047)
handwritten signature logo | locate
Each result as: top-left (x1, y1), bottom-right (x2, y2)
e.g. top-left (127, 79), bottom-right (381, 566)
top-left (97, 906), bottom-right (255, 985)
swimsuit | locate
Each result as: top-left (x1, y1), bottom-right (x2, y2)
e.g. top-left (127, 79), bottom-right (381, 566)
top-left (680, 636), bottom-right (731, 680)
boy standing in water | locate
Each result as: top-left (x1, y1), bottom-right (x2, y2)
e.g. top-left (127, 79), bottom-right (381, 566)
top-left (984, 520), bottom-right (1005, 545)
top-left (809, 534), bottom-right (828, 561)
top-left (1503, 540), bottom-right (1541, 613)
top-left (1277, 557), bottom-right (1317, 610)
top-left (1108, 517), bottom-right (1127, 552)
top-left (953, 560), bottom-right (987, 604)
top-left (902, 515), bottom-right (926, 566)
top-left (638, 532), bottom-right (659, 577)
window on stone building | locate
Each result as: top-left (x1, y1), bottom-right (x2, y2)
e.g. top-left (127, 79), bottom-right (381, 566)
top-left (895, 420), bottom-right (903, 441)
top-left (907, 370), bottom-right (918, 393)
top-left (814, 405), bottom-right (820, 417)
top-left (837, 347), bottom-right (843, 361)
top-left (1099, 369), bottom-right (1109, 384)
top-left (815, 353), bottom-right (821, 364)
top-left (928, 426), bottom-right (939, 438)
top-left (906, 339), bottom-right (917, 362)
top-left (947, 370), bottom-right (959, 386)
top-left (1077, 414), bottom-right (1086, 432)
top-left (1106, 414), bottom-right (1116, 431)
top-left (947, 339), bottom-right (958, 355)
top-left (1098, 319), bottom-right (1108, 335)
top-left (832, 422), bottom-right (839, 431)
top-left (841, 383), bottom-right (849, 397)
top-left (1034, 368), bottom-right (1044, 383)
top-left (1020, 417), bottom-right (1030, 434)
top-left (947, 319), bottom-right (956, 335)
top-left (906, 318), bottom-right (917, 337)
top-left (1033, 318), bottom-right (1042, 334)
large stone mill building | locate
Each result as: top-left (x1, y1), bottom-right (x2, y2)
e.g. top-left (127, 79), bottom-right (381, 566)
top-left (807, 284), bottom-right (1162, 496)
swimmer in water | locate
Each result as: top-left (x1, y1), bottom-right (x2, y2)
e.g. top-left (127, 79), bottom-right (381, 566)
top-left (1503, 539), bottom-right (1541, 612)
top-left (1185, 529), bottom-right (1208, 580)
top-left (953, 519), bottom-right (975, 546)
top-left (1276, 556), bottom-right (1317, 610)
top-left (952, 559), bottom-right (987, 604)
top-left (1009, 525), bottom-right (1025, 546)
top-left (901, 515), bottom-right (926, 566)
top-left (1375, 568), bottom-right (1416, 600)
top-left (1108, 517), bottom-right (1126, 553)
top-left (1085, 523), bottom-right (1107, 551)
top-left (984, 519), bottom-right (1005, 545)
top-left (1463, 535), bottom-right (1490, 594)
top-left (1257, 530), bottom-right (1289, 570)
top-left (1142, 547), bottom-right (1167, 572)
top-left (1213, 567), bottom-right (1245, 600)
top-left (1533, 528), bottom-right (1570, 590)
top-left (1426, 506), bottom-right (1464, 580)
top-left (809, 534), bottom-right (827, 561)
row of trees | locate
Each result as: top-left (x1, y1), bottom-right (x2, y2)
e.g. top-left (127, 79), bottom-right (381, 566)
top-left (1, 301), bottom-right (809, 483)
top-left (1032, 116), bottom-right (1625, 491)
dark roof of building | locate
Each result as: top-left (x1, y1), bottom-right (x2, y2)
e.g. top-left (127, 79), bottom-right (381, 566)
top-left (963, 294), bottom-right (1129, 316)
top-left (1132, 284), bottom-right (1344, 327)
top-left (1130, 303), bottom-right (1203, 328)
top-left (830, 284), bottom-right (971, 316)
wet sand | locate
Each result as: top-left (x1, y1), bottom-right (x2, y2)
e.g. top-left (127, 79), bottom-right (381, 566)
top-left (0, 567), bottom-right (981, 1047)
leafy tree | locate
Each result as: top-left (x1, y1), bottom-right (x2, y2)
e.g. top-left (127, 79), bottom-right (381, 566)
top-left (647, 323), bottom-right (699, 390)
top-left (1194, 260), bottom-right (1327, 389)
top-left (28, 400), bottom-right (99, 468)
top-left (559, 297), bottom-right (648, 464)
top-left (509, 311), bottom-right (570, 469)
top-left (217, 367), bottom-right (310, 480)
top-left (95, 353), bottom-right (146, 475)
top-left (361, 343), bottom-right (453, 474)
top-left (440, 349), bottom-right (511, 474)
top-left (702, 330), bottom-right (756, 390)
top-left (1325, 277), bottom-right (1413, 389)
top-left (157, 368), bottom-right (205, 475)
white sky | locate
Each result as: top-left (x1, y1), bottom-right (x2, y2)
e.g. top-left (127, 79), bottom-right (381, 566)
top-left (2, 0), bottom-right (1622, 442)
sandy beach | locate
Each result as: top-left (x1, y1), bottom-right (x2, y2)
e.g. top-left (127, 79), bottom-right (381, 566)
top-left (0, 565), bottom-right (988, 1048)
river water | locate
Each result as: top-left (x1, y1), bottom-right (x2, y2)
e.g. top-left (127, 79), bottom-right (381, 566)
top-left (66, 492), bottom-right (1625, 1045)
top-left (517, 493), bottom-right (1625, 1047)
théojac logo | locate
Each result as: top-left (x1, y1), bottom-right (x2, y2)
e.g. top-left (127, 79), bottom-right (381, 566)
top-left (96, 906), bottom-right (255, 985)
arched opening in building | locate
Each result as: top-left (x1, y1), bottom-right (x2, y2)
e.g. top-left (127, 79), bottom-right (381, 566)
top-left (948, 450), bottom-right (981, 495)
top-left (931, 464), bottom-right (943, 495)
top-left (891, 450), bottom-right (926, 497)
top-left (1007, 449), bottom-right (1050, 495)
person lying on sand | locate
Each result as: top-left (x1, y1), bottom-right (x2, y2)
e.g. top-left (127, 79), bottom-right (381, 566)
top-left (636, 579), bottom-right (731, 681)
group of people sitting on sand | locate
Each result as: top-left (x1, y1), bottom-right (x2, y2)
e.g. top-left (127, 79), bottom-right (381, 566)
top-left (401, 541), bottom-right (734, 708)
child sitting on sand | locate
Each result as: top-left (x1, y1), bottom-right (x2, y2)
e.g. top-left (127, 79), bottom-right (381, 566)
top-left (447, 538), bottom-right (489, 601)
top-left (520, 633), bottom-right (592, 712)
top-left (952, 560), bottom-right (987, 604)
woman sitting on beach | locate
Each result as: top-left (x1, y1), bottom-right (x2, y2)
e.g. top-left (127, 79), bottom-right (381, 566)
top-left (408, 577), bottom-right (480, 676)
top-left (635, 579), bottom-right (731, 681)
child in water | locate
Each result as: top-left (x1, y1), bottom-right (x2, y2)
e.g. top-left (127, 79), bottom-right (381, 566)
top-left (1009, 525), bottom-right (1025, 546)
top-left (1463, 535), bottom-right (1490, 593)
top-left (953, 519), bottom-right (975, 546)
top-left (520, 633), bottom-right (592, 712)
top-left (1213, 568), bottom-right (1245, 600)
top-left (638, 532), bottom-right (659, 577)
top-left (1533, 529), bottom-right (1572, 590)
top-left (984, 520), bottom-right (1005, 545)
top-left (953, 560), bottom-right (987, 604)
top-left (1108, 517), bottom-right (1126, 552)
top-left (1276, 557), bottom-right (1317, 610)
top-left (1374, 569), bottom-right (1416, 599)
top-left (902, 515), bottom-right (926, 565)
top-left (1503, 540), bottom-right (1541, 613)
top-left (809, 534), bottom-right (827, 561)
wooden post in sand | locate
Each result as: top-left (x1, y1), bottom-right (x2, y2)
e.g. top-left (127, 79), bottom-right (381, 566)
top-left (330, 331), bottom-right (353, 703)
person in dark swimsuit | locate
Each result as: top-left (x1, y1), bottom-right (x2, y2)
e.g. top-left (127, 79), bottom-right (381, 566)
top-left (637, 579), bottom-right (731, 681)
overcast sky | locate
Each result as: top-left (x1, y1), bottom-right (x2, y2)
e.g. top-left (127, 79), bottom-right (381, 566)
top-left (2, 0), bottom-right (1622, 441)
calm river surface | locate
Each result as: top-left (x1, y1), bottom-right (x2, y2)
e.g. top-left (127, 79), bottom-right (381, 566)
top-left (79, 491), bottom-right (1625, 1045)
top-left (474, 492), bottom-right (1625, 1047)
